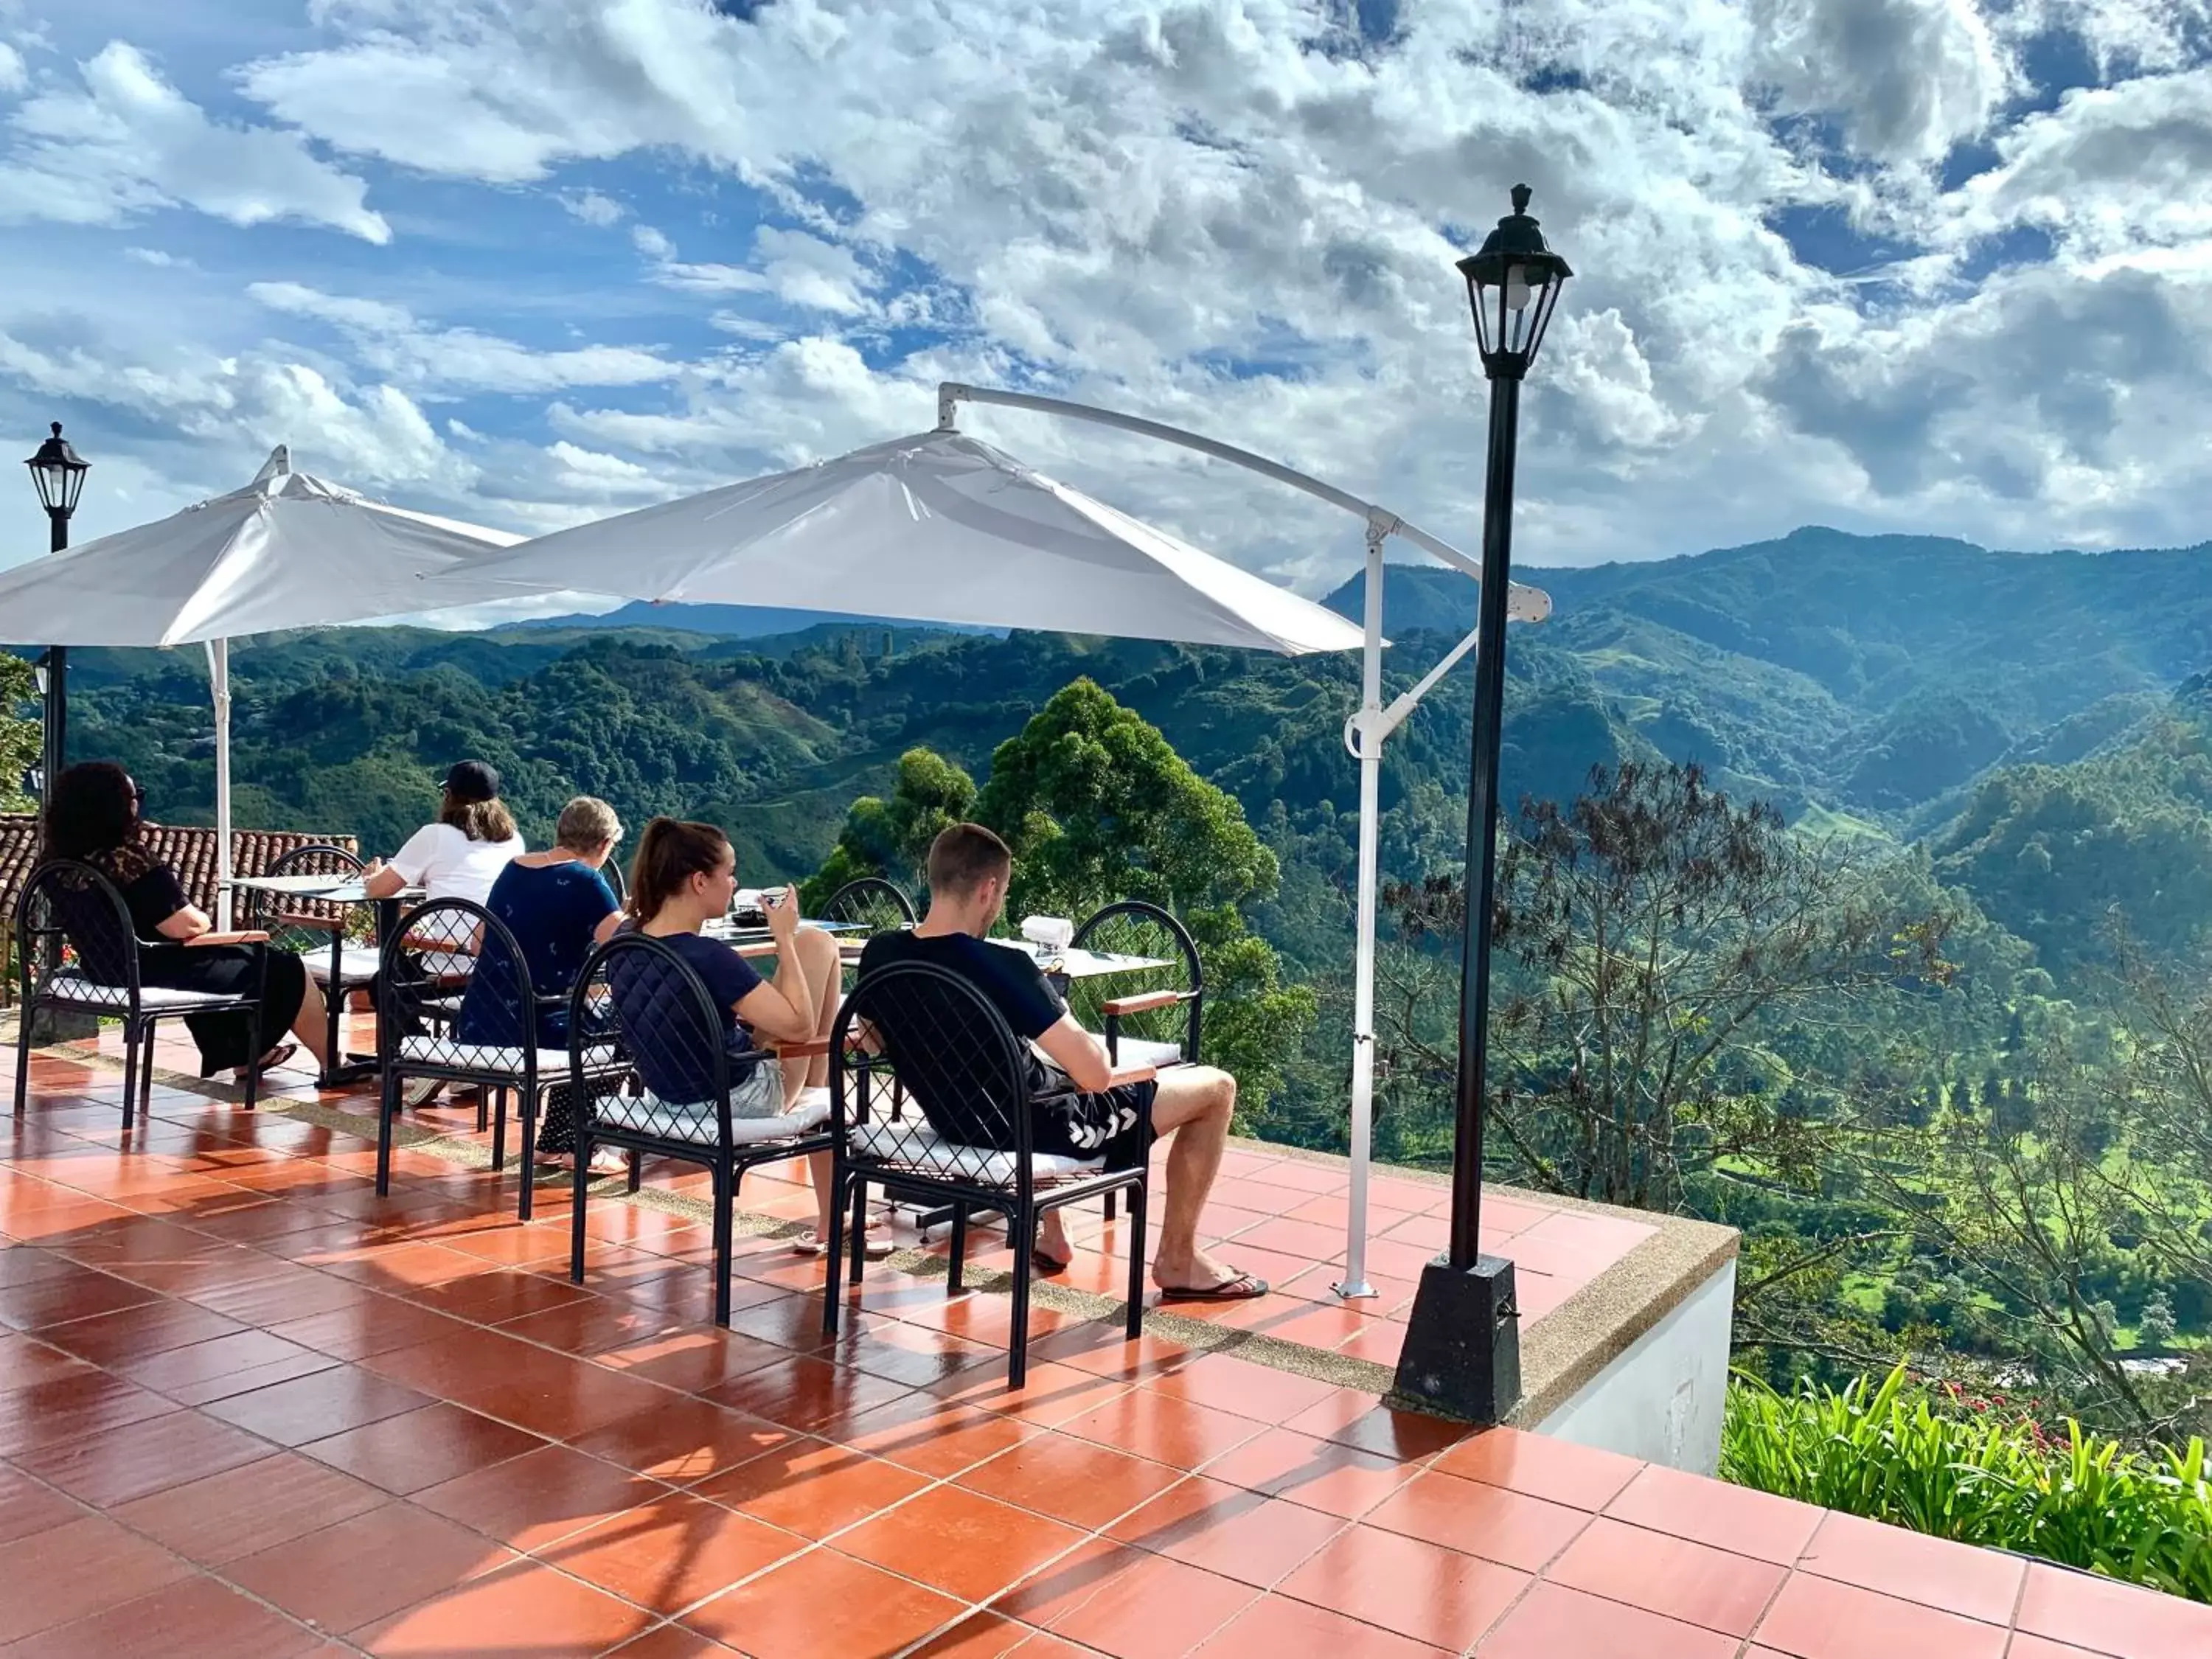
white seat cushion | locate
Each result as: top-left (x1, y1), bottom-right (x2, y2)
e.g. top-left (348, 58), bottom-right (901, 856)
top-left (597, 1087), bottom-right (832, 1147)
top-left (46, 973), bottom-right (238, 1012)
top-left (1106, 1037), bottom-right (1186, 1070)
top-left (302, 946), bottom-right (383, 985)
top-left (397, 1037), bottom-right (619, 1076)
top-left (848, 1119), bottom-right (1103, 1183)
top-left (413, 952), bottom-right (476, 981)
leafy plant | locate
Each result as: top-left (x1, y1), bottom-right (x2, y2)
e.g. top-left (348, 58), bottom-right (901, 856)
top-left (1722, 1365), bottom-right (2212, 1604)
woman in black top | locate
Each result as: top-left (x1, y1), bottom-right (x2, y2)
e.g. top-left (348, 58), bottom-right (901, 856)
top-left (39, 763), bottom-right (327, 1082)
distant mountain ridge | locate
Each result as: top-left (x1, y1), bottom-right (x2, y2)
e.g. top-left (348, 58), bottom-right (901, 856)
top-left (513, 600), bottom-right (1001, 638)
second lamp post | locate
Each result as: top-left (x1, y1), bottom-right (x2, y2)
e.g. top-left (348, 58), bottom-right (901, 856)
top-left (25, 422), bottom-right (89, 799)
top-left (1394, 184), bottom-right (1572, 1423)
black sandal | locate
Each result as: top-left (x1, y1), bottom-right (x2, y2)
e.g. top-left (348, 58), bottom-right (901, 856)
top-left (1158, 1270), bottom-right (1269, 1303)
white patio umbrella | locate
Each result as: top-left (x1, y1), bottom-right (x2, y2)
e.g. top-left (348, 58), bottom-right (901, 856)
top-left (0, 447), bottom-right (521, 922)
top-left (437, 429), bottom-right (1366, 655)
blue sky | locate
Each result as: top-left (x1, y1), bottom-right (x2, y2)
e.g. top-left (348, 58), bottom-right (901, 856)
top-left (1, 0), bottom-right (2208, 600)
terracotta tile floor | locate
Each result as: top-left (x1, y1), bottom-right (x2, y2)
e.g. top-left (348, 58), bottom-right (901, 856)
top-left (4, 1028), bottom-right (2209, 1658)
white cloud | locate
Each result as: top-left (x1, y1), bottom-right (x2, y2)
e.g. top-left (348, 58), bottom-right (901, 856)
top-left (248, 279), bottom-right (684, 394)
top-left (1750, 0), bottom-right (2012, 165)
top-left (560, 187), bottom-right (626, 226)
top-left (123, 245), bottom-right (192, 267)
top-left (0, 42), bottom-right (25, 96)
top-left (0, 42), bottom-right (387, 241)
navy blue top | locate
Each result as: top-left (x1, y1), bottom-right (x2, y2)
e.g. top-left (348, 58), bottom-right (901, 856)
top-left (607, 930), bottom-right (768, 1104)
top-left (456, 859), bottom-right (619, 1049)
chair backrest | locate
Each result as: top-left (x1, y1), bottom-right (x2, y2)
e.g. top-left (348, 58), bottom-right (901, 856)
top-left (601, 855), bottom-right (627, 910)
top-left (833, 959), bottom-right (1035, 1161)
top-left (821, 876), bottom-right (917, 936)
top-left (13, 858), bottom-right (142, 1006)
top-left (1068, 899), bottom-right (1203, 1060)
top-left (248, 843), bottom-right (367, 956)
top-left (382, 897), bottom-right (532, 1068)
top-left (568, 931), bottom-right (743, 1142)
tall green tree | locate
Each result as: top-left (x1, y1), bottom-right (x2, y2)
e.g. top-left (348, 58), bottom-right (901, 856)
top-left (799, 748), bottom-right (976, 909)
top-left (0, 655), bottom-right (38, 814)
top-left (973, 680), bottom-right (1314, 1114)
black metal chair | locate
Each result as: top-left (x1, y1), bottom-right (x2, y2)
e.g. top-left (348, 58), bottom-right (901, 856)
top-left (824, 959), bottom-right (1152, 1387)
top-left (1068, 900), bottom-right (1203, 1222)
top-left (602, 857), bottom-right (627, 911)
top-left (374, 897), bottom-right (616, 1219)
top-left (11, 859), bottom-right (268, 1126)
top-left (245, 843), bottom-right (375, 1080)
top-left (819, 876), bottom-right (917, 936)
top-left (565, 933), bottom-right (835, 1325)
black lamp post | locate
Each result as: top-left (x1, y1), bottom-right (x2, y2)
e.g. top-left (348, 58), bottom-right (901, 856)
top-left (25, 422), bottom-right (88, 802)
top-left (1393, 184), bottom-right (1572, 1423)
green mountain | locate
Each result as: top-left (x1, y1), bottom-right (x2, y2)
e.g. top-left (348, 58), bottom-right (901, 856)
top-left (34, 523), bottom-right (2212, 992)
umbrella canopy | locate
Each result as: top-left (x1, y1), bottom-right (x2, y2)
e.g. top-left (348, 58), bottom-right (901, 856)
top-left (437, 430), bottom-right (1366, 656)
top-left (1, 447), bottom-right (520, 928)
top-left (0, 446), bottom-right (521, 647)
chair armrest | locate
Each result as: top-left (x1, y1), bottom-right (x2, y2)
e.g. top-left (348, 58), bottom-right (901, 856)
top-left (274, 913), bottom-right (341, 933)
top-left (184, 930), bottom-right (271, 947)
top-left (1099, 988), bottom-right (1189, 1017)
top-left (776, 1038), bottom-right (831, 1060)
top-left (1107, 1063), bottom-right (1158, 1087)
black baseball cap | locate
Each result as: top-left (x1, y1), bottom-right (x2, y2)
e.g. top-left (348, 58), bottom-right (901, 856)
top-left (442, 760), bottom-right (501, 803)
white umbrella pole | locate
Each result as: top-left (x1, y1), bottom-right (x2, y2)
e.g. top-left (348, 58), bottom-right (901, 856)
top-left (1337, 529), bottom-right (1387, 1299)
top-left (206, 639), bottom-right (233, 931)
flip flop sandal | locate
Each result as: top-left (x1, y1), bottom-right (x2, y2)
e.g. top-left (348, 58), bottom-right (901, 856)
top-left (1029, 1250), bottom-right (1074, 1277)
top-left (792, 1228), bottom-right (894, 1260)
top-left (1158, 1270), bottom-right (1269, 1304)
top-left (234, 1042), bottom-right (297, 1083)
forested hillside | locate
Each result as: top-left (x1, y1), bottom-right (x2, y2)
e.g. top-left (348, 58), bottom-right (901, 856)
top-left (19, 523), bottom-right (2212, 1436)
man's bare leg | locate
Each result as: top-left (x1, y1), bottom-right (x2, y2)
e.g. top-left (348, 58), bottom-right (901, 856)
top-left (773, 925), bottom-right (858, 1245)
top-left (1035, 1067), bottom-right (1243, 1291)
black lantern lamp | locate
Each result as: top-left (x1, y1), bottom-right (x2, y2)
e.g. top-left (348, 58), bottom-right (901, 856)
top-left (25, 421), bottom-right (88, 801)
top-left (26, 422), bottom-right (88, 546)
top-left (1391, 185), bottom-right (1571, 1425)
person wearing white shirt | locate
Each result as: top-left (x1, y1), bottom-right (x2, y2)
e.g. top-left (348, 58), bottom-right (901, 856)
top-left (364, 759), bottom-right (526, 1108)
top-left (364, 760), bottom-right (526, 905)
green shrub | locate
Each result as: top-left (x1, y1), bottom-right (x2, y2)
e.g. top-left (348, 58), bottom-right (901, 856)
top-left (1722, 1365), bottom-right (2212, 1604)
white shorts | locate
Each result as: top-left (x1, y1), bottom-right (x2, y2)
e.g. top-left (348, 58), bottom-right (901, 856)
top-left (729, 1055), bottom-right (787, 1118)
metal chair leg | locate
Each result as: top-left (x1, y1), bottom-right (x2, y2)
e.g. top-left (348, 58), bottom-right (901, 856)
top-left (1124, 1179), bottom-right (1147, 1340)
top-left (847, 1178), bottom-right (869, 1284)
top-left (712, 1160), bottom-right (735, 1327)
top-left (568, 1123), bottom-right (591, 1284)
top-left (626, 1149), bottom-right (643, 1193)
top-left (515, 1088), bottom-right (535, 1223)
top-left (375, 1065), bottom-right (398, 1195)
top-left (821, 1163), bottom-right (849, 1338)
top-left (1008, 1197), bottom-right (1035, 1390)
top-left (11, 998), bottom-right (34, 1116)
top-left (237, 1022), bottom-right (258, 1112)
top-left (119, 1023), bottom-right (139, 1130)
top-left (947, 1204), bottom-right (967, 1294)
top-left (489, 1086), bottom-right (507, 1173)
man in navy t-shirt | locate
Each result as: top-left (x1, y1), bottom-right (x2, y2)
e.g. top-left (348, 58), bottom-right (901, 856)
top-left (857, 824), bottom-right (1266, 1302)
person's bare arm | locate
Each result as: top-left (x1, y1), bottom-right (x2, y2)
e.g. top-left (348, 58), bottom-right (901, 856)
top-left (731, 888), bottom-right (813, 1044)
top-left (1036, 1015), bottom-right (1116, 1093)
top-left (155, 904), bottom-right (213, 941)
top-left (592, 908), bottom-right (624, 945)
top-left (361, 860), bottom-right (406, 900)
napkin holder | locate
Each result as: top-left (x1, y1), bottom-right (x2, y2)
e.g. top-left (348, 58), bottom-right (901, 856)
top-left (1020, 915), bottom-right (1074, 951)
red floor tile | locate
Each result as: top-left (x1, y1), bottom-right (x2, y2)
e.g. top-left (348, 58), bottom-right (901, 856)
top-left (111, 1452), bottom-right (391, 1565)
top-left (683, 1545), bottom-right (967, 1658)
top-left (0, 1461), bottom-right (86, 1547)
top-left (0, 1369), bottom-right (181, 1460)
top-left (225, 1500), bottom-right (515, 1637)
top-left (1752, 1571), bottom-right (2009, 1659)
top-left (957, 1429), bottom-right (1190, 1531)
top-left (1797, 1509), bottom-right (2024, 1625)
top-left (1434, 1426), bottom-right (1645, 1511)
top-left (2012, 1562), bottom-right (2212, 1659)
top-left (1197, 1591), bottom-right (1452, 1658)
top-left (199, 1361), bottom-right (433, 1447)
top-left (1476, 1579), bottom-right (1739, 1659)
top-left (11, 1404), bottom-right (271, 1508)
top-left (1368, 1464), bottom-right (1590, 1570)
top-left (354, 1557), bottom-right (658, 1653)
top-left (1604, 1462), bottom-right (1827, 1563)
top-left (32, 1295), bottom-right (246, 1365)
top-left (1543, 1516), bottom-right (1788, 1636)
top-left (1109, 1478), bottom-right (1348, 1588)
top-left (998, 1537), bottom-right (1260, 1659)
top-left (1281, 1387), bottom-right (1467, 1461)
top-left (0, 1513), bottom-right (198, 1644)
top-left (571, 1394), bottom-right (799, 1485)
top-left (1, 1571), bottom-right (322, 1659)
top-left (1141, 1352), bottom-right (1341, 1425)
top-left (114, 1327), bottom-right (340, 1405)
top-left (1196, 1424), bottom-right (1422, 1518)
top-left (700, 1352), bottom-right (918, 1435)
top-left (297, 1400), bottom-right (546, 1495)
top-left (692, 1436), bottom-right (933, 1539)
top-left (1279, 1523), bottom-right (1528, 1651)
top-left (903, 1610), bottom-right (1102, 1658)
top-left (605, 1626), bottom-right (745, 1658)
top-left (840, 1390), bottom-right (1039, 1478)
top-left (417, 1442), bottom-right (674, 1551)
top-left (1060, 1387), bottom-right (1270, 1470)
top-left (536, 1490), bottom-right (804, 1614)
top-left (839, 1482), bottom-right (1090, 1602)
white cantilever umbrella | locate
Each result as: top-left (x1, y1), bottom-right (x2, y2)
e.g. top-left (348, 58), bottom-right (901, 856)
top-left (437, 429), bottom-right (1366, 656)
top-left (0, 448), bottom-right (521, 922)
